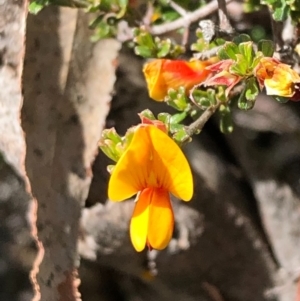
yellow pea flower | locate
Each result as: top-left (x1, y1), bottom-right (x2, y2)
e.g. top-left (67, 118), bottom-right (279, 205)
top-left (254, 57), bottom-right (300, 98)
top-left (143, 58), bottom-right (218, 101)
top-left (108, 124), bottom-right (193, 252)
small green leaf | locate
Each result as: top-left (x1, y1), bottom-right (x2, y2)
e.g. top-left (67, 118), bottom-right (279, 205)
top-left (29, 1), bottom-right (46, 14)
top-left (238, 78), bottom-right (259, 110)
top-left (172, 127), bottom-right (191, 144)
top-left (239, 41), bottom-right (255, 67)
top-left (134, 31), bottom-right (155, 49)
top-left (134, 46), bottom-right (153, 58)
top-left (233, 34), bottom-right (252, 44)
top-left (122, 127), bottom-right (135, 151)
top-left (246, 81), bottom-right (259, 102)
top-left (251, 52), bottom-right (264, 68)
top-left (158, 113), bottom-right (171, 125)
top-left (169, 123), bottom-right (184, 133)
top-left (219, 105), bottom-right (233, 134)
top-left (257, 40), bottom-right (275, 57)
top-left (218, 42), bottom-right (239, 60)
top-left (166, 87), bottom-right (189, 111)
top-left (230, 54), bottom-right (248, 76)
top-left (273, 4), bottom-right (289, 21)
top-left (170, 112), bottom-right (188, 124)
top-left (99, 140), bottom-right (120, 162)
top-left (157, 40), bottom-right (171, 58)
top-left (102, 128), bottom-right (122, 144)
top-left (191, 89), bottom-right (216, 108)
top-left (139, 109), bottom-right (156, 120)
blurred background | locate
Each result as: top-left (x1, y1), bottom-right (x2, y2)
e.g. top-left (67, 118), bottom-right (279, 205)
top-left (1, 2), bottom-right (300, 301)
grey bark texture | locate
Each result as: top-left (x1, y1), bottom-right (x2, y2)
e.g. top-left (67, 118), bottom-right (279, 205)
top-left (0, 0), bottom-right (38, 300)
top-left (22, 7), bottom-right (120, 301)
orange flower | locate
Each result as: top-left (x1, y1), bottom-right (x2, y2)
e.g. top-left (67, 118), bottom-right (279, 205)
top-left (204, 59), bottom-right (242, 96)
top-left (254, 57), bottom-right (300, 98)
top-left (108, 124), bottom-right (193, 251)
top-left (143, 58), bottom-right (218, 101)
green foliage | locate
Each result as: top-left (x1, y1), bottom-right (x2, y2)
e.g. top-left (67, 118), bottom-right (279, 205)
top-left (219, 104), bottom-right (233, 134)
top-left (245, 0), bottom-right (300, 22)
top-left (191, 89), bottom-right (217, 109)
top-left (164, 87), bottom-right (190, 111)
top-left (238, 77), bottom-right (259, 110)
top-left (99, 127), bottom-right (134, 162)
top-left (217, 37), bottom-right (275, 77)
top-left (257, 40), bottom-right (275, 57)
top-left (29, 0), bottom-right (50, 14)
top-left (133, 28), bottom-right (184, 58)
top-left (191, 30), bottom-right (225, 52)
top-left (172, 127), bottom-right (191, 144)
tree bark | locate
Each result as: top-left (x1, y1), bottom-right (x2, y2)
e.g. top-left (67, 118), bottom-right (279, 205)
top-left (23, 7), bottom-right (120, 301)
top-left (0, 0), bottom-right (39, 300)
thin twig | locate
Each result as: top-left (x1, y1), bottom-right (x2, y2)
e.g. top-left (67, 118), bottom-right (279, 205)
top-left (185, 102), bottom-right (220, 136)
top-left (169, 0), bottom-right (187, 17)
top-left (142, 2), bottom-right (155, 27)
top-left (150, 0), bottom-right (233, 35)
top-left (168, 0), bottom-right (190, 46)
top-left (217, 0), bottom-right (234, 34)
top-left (193, 45), bottom-right (222, 60)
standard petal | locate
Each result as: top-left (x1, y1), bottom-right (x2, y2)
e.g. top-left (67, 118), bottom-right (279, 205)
top-left (130, 189), bottom-right (151, 252)
top-left (147, 126), bottom-right (193, 201)
top-left (108, 125), bottom-right (193, 202)
top-left (108, 126), bottom-right (153, 201)
top-left (147, 188), bottom-right (174, 250)
top-left (143, 60), bottom-right (166, 101)
top-left (162, 60), bottom-right (210, 88)
top-left (143, 59), bottom-right (217, 101)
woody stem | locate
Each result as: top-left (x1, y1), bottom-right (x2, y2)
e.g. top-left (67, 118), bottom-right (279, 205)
top-left (185, 102), bottom-right (221, 136)
top-left (186, 102), bottom-right (221, 137)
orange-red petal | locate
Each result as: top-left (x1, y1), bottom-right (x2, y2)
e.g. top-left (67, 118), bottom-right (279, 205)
top-left (130, 188), bottom-right (174, 251)
top-left (143, 58), bottom-right (218, 101)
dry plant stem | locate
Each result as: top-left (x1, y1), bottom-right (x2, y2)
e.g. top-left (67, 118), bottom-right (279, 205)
top-left (142, 2), bottom-right (155, 26)
top-left (169, 0), bottom-right (188, 16)
top-left (217, 0), bottom-right (234, 34)
top-left (185, 102), bottom-right (221, 136)
top-left (168, 0), bottom-right (190, 45)
top-left (150, 0), bottom-right (233, 35)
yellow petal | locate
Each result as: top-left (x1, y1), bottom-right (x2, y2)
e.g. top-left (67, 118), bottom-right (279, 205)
top-left (143, 60), bottom-right (166, 101)
top-left (147, 188), bottom-right (174, 250)
top-left (264, 65), bottom-right (300, 97)
top-left (146, 126), bottom-right (193, 201)
top-left (130, 189), bottom-right (151, 252)
top-left (108, 126), bottom-right (153, 201)
top-left (108, 125), bottom-right (193, 202)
